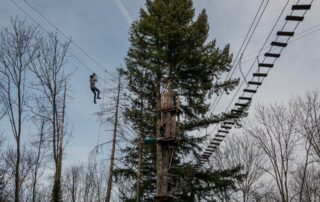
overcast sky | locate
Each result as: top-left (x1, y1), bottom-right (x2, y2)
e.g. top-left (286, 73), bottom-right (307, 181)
top-left (0, 0), bottom-right (319, 168)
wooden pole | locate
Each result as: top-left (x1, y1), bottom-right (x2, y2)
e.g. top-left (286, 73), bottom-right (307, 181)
top-left (156, 80), bottom-right (177, 201)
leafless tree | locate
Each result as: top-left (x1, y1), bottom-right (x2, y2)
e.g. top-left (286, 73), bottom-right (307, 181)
top-left (64, 165), bottom-right (83, 202)
top-left (212, 133), bottom-right (265, 202)
top-left (291, 163), bottom-right (320, 202)
top-left (294, 92), bottom-right (320, 163)
top-left (29, 118), bottom-right (49, 202)
top-left (61, 154), bottom-right (108, 202)
top-left (1, 145), bottom-right (37, 201)
top-left (245, 104), bottom-right (300, 202)
top-left (0, 18), bottom-right (40, 202)
top-left (82, 157), bottom-right (107, 202)
top-left (30, 33), bottom-right (71, 201)
top-left (0, 134), bottom-right (7, 201)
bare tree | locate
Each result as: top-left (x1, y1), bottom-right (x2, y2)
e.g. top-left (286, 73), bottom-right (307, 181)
top-left (0, 134), bottom-right (6, 201)
top-left (294, 92), bottom-right (320, 163)
top-left (30, 33), bottom-right (71, 201)
top-left (82, 156), bottom-right (107, 202)
top-left (0, 18), bottom-right (40, 202)
top-left (213, 133), bottom-right (265, 202)
top-left (1, 145), bottom-right (37, 201)
top-left (245, 104), bottom-right (300, 202)
top-left (291, 164), bottom-right (320, 202)
top-left (29, 118), bottom-right (49, 202)
top-left (61, 154), bottom-right (108, 202)
top-left (64, 165), bottom-right (83, 202)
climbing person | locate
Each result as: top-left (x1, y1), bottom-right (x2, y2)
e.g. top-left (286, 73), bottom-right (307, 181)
top-left (90, 73), bottom-right (101, 104)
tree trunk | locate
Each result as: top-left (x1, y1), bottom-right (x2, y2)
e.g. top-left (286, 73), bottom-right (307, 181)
top-left (156, 79), bottom-right (162, 198)
top-left (105, 75), bottom-right (121, 202)
top-left (15, 140), bottom-right (20, 202)
top-left (136, 91), bottom-right (144, 202)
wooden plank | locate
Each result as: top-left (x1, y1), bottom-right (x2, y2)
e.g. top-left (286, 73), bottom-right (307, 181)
top-left (213, 138), bottom-right (223, 142)
top-left (248, 81), bottom-right (262, 85)
top-left (244, 89), bottom-right (257, 93)
top-left (216, 134), bottom-right (225, 138)
top-left (265, 53), bottom-right (280, 58)
top-left (258, 63), bottom-right (274, 68)
top-left (231, 109), bottom-right (243, 114)
top-left (235, 102), bottom-right (249, 107)
top-left (221, 125), bottom-right (232, 129)
top-left (227, 115), bottom-right (239, 119)
top-left (239, 96), bottom-right (252, 101)
top-left (292, 4), bottom-right (311, 10)
top-left (207, 149), bottom-right (216, 152)
top-left (277, 31), bottom-right (294, 36)
top-left (271, 41), bottom-right (287, 47)
top-left (286, 15), bottom-right (304, 21)
top-left (223, 121), bottom-right (235, 125)
top-left (253, 73), bottom-right (268, 77)
top-left (210, 142), bottom-right (220, 146)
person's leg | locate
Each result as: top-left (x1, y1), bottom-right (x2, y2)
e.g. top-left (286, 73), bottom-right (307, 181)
top-left (91, 88), bottom-right (97, 104)
top-left (96, 87), bottom-right (101, 99)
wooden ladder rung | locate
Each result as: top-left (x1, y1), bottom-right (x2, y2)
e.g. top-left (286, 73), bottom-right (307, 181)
top-left (239, 96), bottom-right (252, 101)
top-left (210, 142), bottom-right (220, 146)
top-left (277, 31), bottom-right (294, 36)
top-left (218, 130), bottom-right (229, 133)
top-left (259, 63), bottom-right (274, 68)
top-left (213, 138), bottom-right (223, 142)
top-left (221, 125), bottom-right (232, 129)
top-left (271, 41), bottom-right (287, 47)
top-left (286, 15), bottom-right (304, 21)
top-left (244, 89), bottom-right (257, 93)
top-left (207, 149), bottom-right (216, 152)
top-left (231, 109), bottom-right (243, 114)
top-left (265, 53), bottom-right (280, 58)
top-left (253, 73), bottom-right (268, 77)
top-left (292, 4), bottom-right (311, 10)
top-left (223, 121), bottom-right (235, 125)
top-left (235, 103), bottom-right (249, 107)
top-left (248, 81), bottom-right (262, 85)
top-left (227, 114), bottom-right (239, 118)
top-left (208, 145), bottom-right (218, 149)
top-left (216, 134), bottom-right (225, 138)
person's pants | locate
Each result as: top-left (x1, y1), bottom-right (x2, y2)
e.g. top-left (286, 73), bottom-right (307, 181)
top-left (91, 86), bottom-right (100, 103)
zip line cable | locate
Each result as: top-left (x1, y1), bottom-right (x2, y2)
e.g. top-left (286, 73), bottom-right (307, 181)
top-left (203, 0), bottom-right (289, 140)
top-left (203, 0), bottom-right (313, 161)
top-left (236, 20), bottom-right (320, 63)
top-left (203, 0), bottom-right (293, 143)
top-left (207, 0), bottom-right (268, 114)
top-left (237, 22), bottom-right (320, 65)
top-left (22, 0), bottom-right (109, 74)
top-left (180, 1), bottom-right (313, 186)
top-left (196, 0), bottom-right (271, 139)
top-left (200, 1), bottom-right (319, 147)
top-left (174, 0), bottom-right (315, 188)
top-left (221, 0), bottom-right (291, 118)
top-left (10, 0), bottom-right (116, 88)
top-left (97, 70), bottom-right (108, 150)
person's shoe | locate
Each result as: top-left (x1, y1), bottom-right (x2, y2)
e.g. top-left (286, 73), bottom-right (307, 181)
top-left (97, 97), bottom-right (101, 99)
top-left (94, 100), bottom-right (97, 104)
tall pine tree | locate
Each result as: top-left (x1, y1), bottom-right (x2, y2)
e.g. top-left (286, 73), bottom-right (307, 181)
top-left (115, 0), bottom-right (244, 201)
